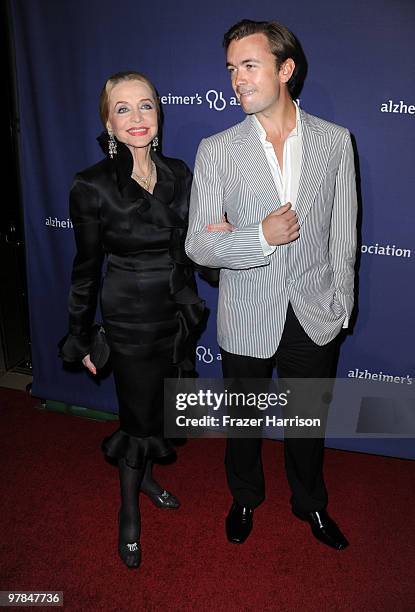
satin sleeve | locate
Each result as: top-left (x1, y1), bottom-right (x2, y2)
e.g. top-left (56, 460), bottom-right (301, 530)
top-left (60, 175), bottom-right (104, 361)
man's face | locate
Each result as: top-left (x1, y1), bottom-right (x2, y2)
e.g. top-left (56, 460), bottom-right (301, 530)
top-left (226, 33), bottom-right (282, 116)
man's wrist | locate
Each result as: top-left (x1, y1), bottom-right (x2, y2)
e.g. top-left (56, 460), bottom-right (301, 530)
top-left (259, 222), bottom-right (276, 255)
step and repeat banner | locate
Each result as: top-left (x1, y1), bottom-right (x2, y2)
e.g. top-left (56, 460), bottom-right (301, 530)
top-left (10, 0), bottom-right (415, 458)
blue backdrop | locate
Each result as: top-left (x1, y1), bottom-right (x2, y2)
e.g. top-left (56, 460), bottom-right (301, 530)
top-left (10, 0), bottom-right (415, 458)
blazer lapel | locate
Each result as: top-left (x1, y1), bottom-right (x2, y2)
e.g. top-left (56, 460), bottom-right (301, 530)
top-left (228, 115), bottom-right (281, 215)
top-left (295, 110), bottom-right (331, 225)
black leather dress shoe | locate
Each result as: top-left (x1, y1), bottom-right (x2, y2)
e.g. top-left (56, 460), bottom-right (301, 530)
top-left (292, 508), bottom-right (349, 550)
top-left (226, 501), bottom-right (254, 544)
top-left (141, 488), bottom-right (180, 509)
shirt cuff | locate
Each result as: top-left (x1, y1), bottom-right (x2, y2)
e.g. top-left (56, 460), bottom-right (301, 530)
top-left (259, 222), bottom-right (276, 256)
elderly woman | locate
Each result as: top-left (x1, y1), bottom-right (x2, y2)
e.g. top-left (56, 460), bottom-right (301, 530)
top-left (60, 71), bottom-right (206, 568)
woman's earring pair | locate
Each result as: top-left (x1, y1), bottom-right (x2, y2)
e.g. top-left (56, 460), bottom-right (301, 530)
top-left (107, 132), bottom-right (158, 156)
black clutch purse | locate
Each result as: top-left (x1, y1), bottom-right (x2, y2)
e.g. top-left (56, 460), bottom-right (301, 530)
top-left (89, 324), bottom-right (110, 370)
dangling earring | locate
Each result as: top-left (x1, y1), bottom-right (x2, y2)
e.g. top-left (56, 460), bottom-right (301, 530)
top-left (152, 135), bottom-right (159, 151)
top-left (108, 131), bottom-right (117, 158)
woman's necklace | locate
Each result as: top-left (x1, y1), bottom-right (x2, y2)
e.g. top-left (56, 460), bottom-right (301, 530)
top-left (131, 161), bottom-right (155, 191)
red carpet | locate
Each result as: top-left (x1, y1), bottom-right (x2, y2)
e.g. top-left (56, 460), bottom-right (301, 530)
top-left (1, 387), bottom-right (415, 611)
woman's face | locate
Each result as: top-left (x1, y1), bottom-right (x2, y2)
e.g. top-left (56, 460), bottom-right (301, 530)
top-left (106, 79), bottom-right (158, 151)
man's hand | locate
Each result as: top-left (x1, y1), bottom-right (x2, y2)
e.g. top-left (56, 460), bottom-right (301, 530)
top-left (82, 354), bottom-right (97, 375)
top-left (206, 215), bottom-right (235, 233)
top-left (262, 202), bottom-right (299, 246)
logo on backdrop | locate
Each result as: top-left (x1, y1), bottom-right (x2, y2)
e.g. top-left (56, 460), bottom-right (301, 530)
top-left (160, 91), bottom-right (301, 112)
top-left (160, 90), bottom-right (237, 112)
top-left (360, 242), bottom-right (411, 258)
top-left (205, 90), bottom-right (227, 111)
top-left (196, 345), bottom-right (222, 364)
top-left (348, 368), bottom-right (413, 385)
top-left (380, 100), bottom-right (415, 115)
top-left (45, 216), bottom-right (73, 229)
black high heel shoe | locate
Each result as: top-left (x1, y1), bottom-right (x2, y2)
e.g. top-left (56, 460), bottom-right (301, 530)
top-left (117, 512), bottom-right (141, 569)
top-left (141, 487), bottom-right (180, 509)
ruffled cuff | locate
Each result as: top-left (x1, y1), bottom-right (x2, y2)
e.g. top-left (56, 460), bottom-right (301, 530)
top-left (58, 332), bottom-right (91, 363)
top-left (102, 429), bottom-right (175, 469)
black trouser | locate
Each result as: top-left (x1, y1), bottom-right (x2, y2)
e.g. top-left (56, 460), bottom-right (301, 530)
top-left (221, 303), bottom-right (339, 513)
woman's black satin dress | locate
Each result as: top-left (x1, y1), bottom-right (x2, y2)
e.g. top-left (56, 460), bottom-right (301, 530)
top-left (60, 136), bottom-right (205, 468)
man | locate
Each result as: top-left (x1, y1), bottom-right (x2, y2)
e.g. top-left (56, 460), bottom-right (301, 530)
top-left (185, 19), bottom-right (357, 550)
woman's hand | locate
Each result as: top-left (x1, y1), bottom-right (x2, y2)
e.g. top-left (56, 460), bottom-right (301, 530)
top-left (82, 354), bottom-right (97, 375)
top-left (206, 215), bottom-right (235, 233)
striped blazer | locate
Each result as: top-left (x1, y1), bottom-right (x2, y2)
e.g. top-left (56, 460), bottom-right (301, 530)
top-left (185, 109), bottom-right (357, 358)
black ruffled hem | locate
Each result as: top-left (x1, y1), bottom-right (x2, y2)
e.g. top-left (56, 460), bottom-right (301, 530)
top-left (101, 428), bottom-right (175, 469)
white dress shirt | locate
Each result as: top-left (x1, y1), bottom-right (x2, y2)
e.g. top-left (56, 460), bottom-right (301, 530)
top-left (255, 101), bottom-right (302, 256)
